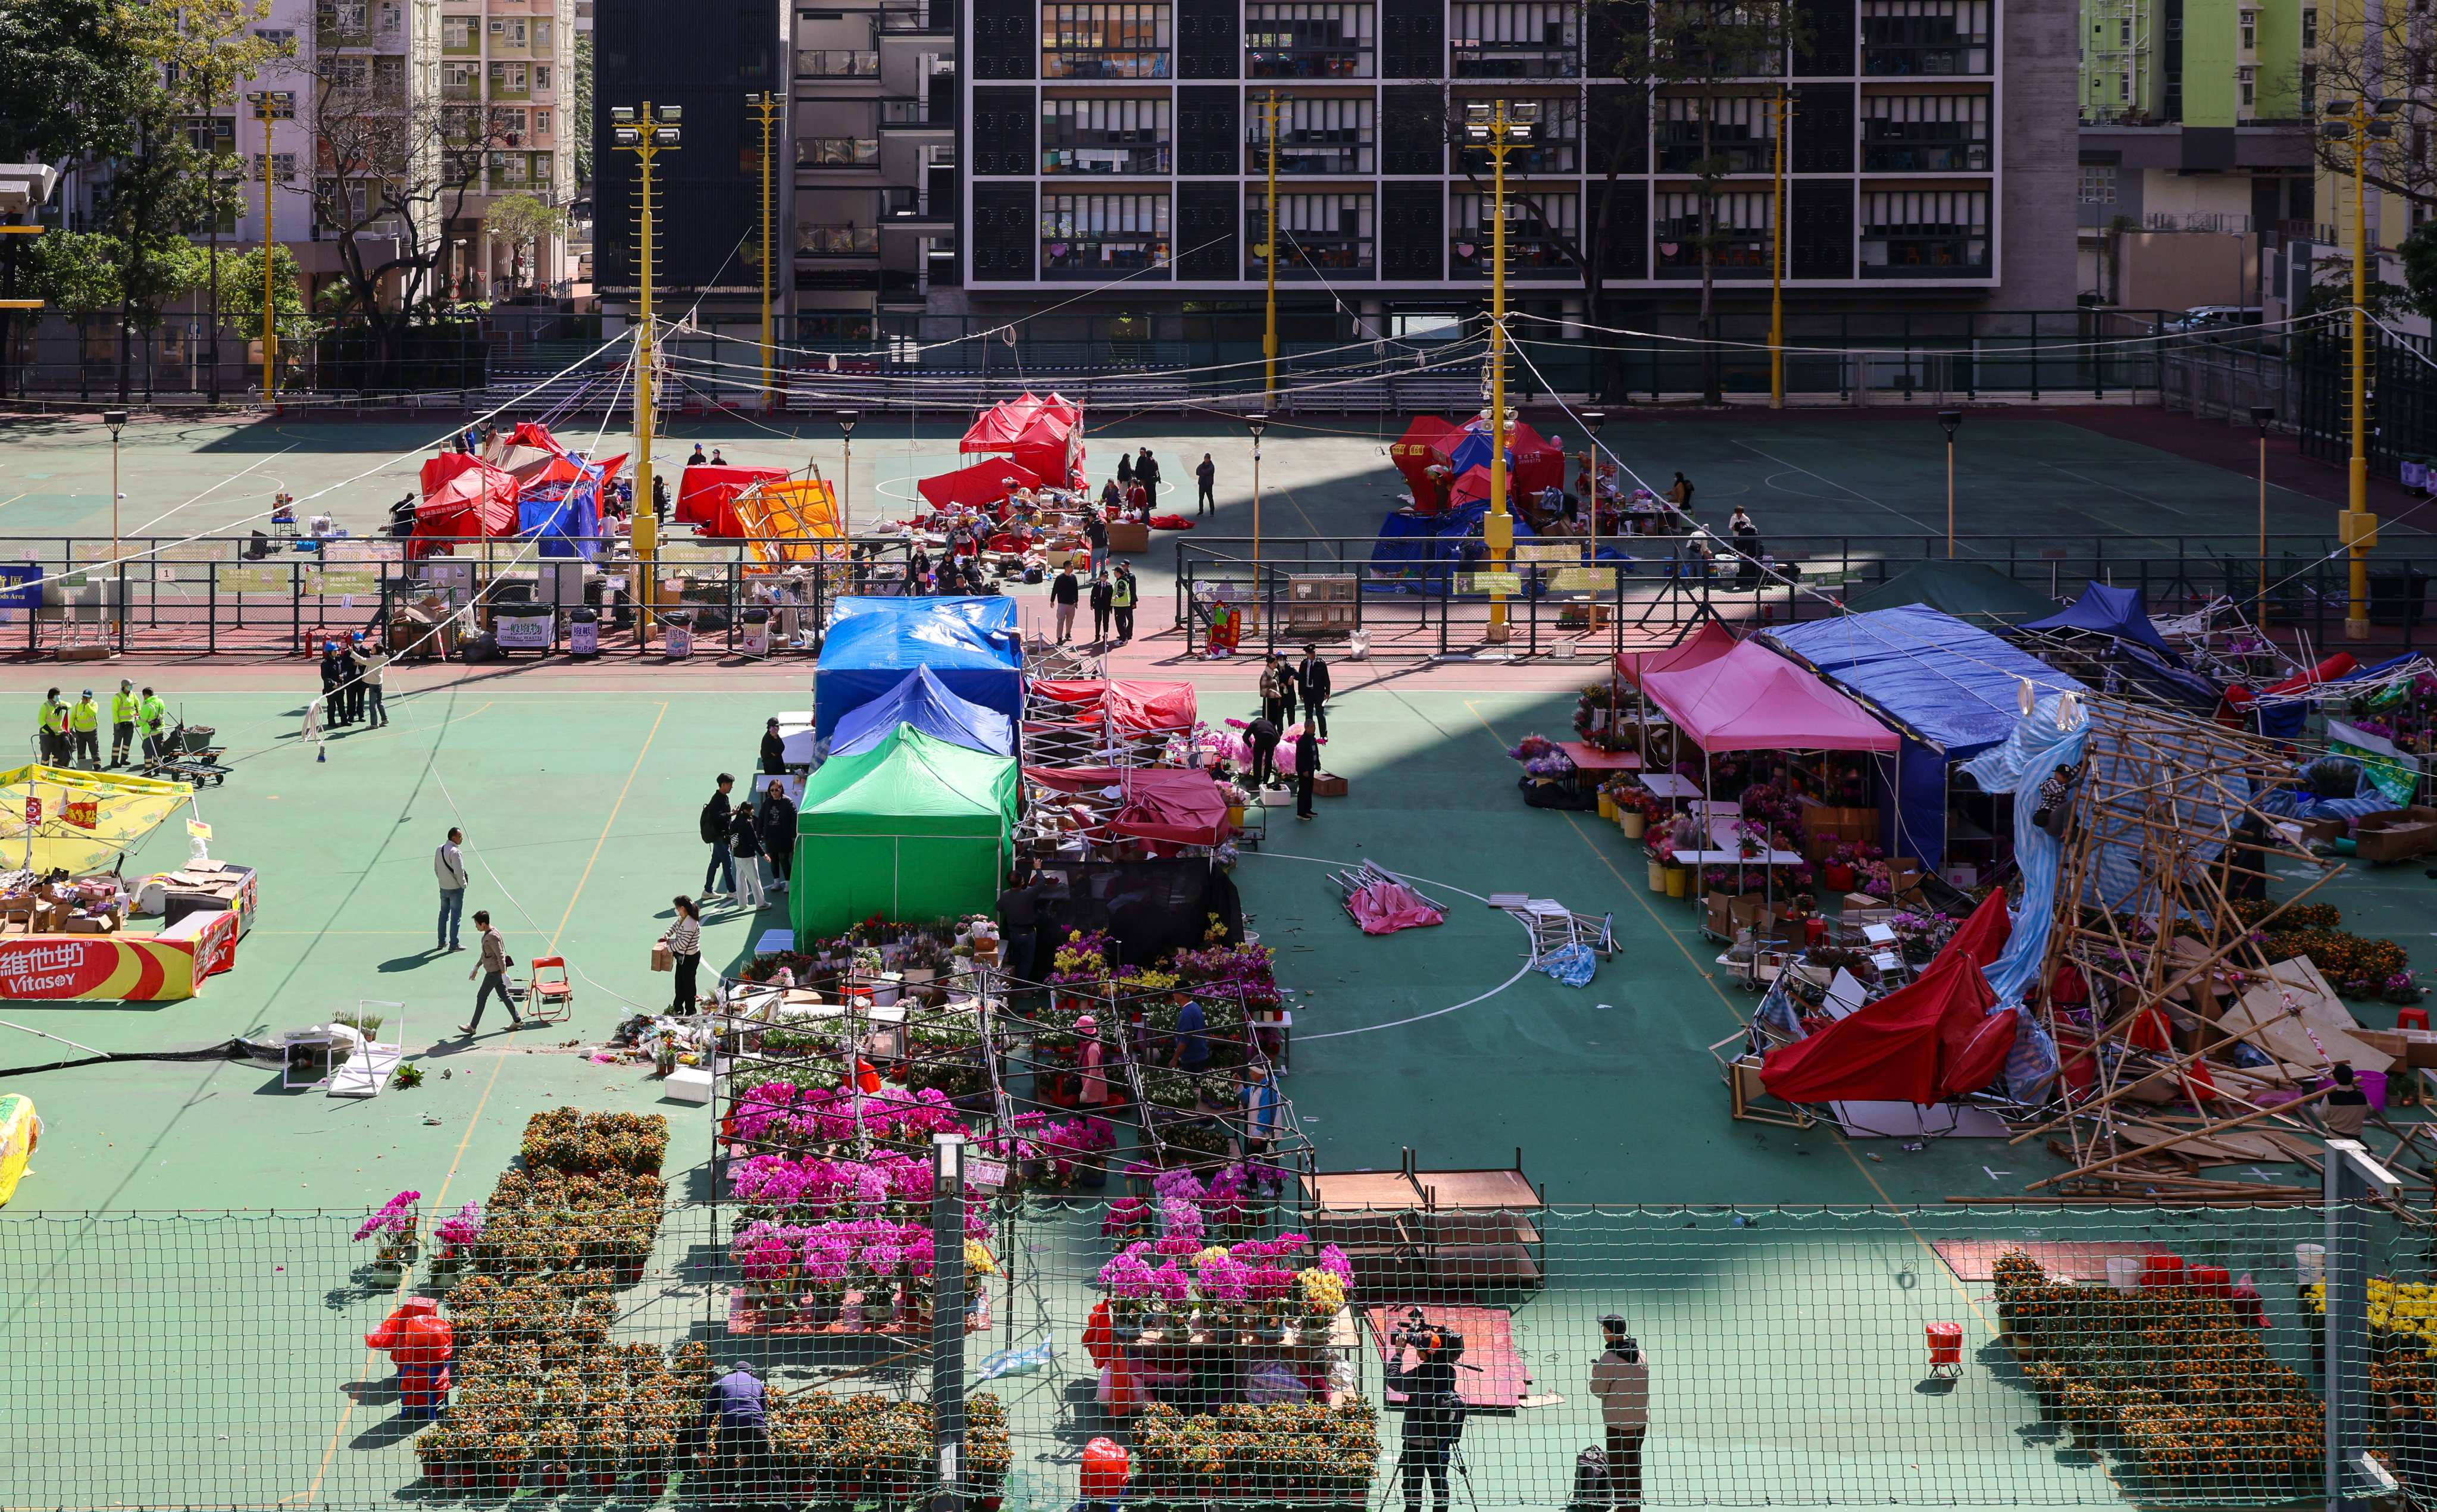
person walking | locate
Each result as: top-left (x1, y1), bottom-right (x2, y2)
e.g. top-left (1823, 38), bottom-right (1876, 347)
top-left (759, 780), bottom-right (796, 894)
top-left (1195, 453), bottom-right (1216, 515)
top-left (1050, 565), bottom-right (1081, 643)
top-left (1089, 572), bottom-right (1115, 645)
top-left (702, 1360), bottom-right (774, 1504)
top-left (317, 641), bottom-right (347, 727)
top-left (1273, 654), bottom-right (1299, 727)
top-left (1111, 564), bottom-right (1138, 643)
top-left (1169, 997), bottom-right (1210, 1072)
top-left (1296, 643), bottom-right (1332, 738)
top-left (1386, 1319), bottom-right (1467, 1512)
top-left (1240, 1063), bottom-right (1281, 1185)
top-left (1246, 712), bottom-right (1281, 788)
top-left (1589, 1319), bottom-right (1651, 1507)
top-left (1293, 721), bottom-right (1322, 821)
top-left (137, 686), bottom-right (168, 763)
top-left (434, 827), bottom-right (470, 951)
top-left (1085, 507), bottom-right (1109, 562)
top-left (353, 641), bottom-right (390, 727)
top-left (662, 896), bottom-right (704, 1013)
top-left (700, 774), bottom-right (738, 896)
top-left (459, 910), bottom-right (523, 1035)
top-left (109, 679), bottom-right (139, 768)
top-left (727, 802), bottom-right (768, 910)
top-left (68, 690), bottom-right (100, 768)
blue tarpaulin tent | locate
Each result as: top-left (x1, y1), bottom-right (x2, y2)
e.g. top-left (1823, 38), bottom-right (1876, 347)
top-left (1764, 606), bottom-right (2088, 871)
top-left (1366, 505), bottom-right (1554, 595)
top-left (814, 597), bottom-right (1024, 737)
top-left (2019, 581), bottom-right (2182, 663)
top-left (828, 665), bottom-right (1016, 759)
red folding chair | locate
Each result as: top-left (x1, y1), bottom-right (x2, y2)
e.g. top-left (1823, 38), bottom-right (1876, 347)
top-left (523, 956), bottom-right (575, 1022)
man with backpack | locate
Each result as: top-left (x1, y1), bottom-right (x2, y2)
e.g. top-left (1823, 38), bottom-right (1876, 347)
top-left (1386, 1311), bottom-right (1467, 1512)
top-left (1588, 1316), bottom-right (1651, 1506)
top-left (700, 774), bottom-right (737, 896)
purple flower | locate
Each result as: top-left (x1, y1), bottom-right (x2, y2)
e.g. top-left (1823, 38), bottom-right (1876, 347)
top-left (1318, 1244), bottom-right (1353, 1282)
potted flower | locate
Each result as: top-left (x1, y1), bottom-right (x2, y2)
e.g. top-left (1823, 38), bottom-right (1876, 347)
top-left (800, 1232), bottom-right (854, 1326)
top-left (353, 1189), bottom-right (422, 1272)
top-left (432, 1201), bottom-right (483, 1274)
top-left (1822, 842), bottom-right (1857, 895)
top-left (2388, 971), bottom-right (2425, 1006)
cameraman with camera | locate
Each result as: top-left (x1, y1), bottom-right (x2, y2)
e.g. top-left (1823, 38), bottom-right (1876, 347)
top-left (1386, 1310), bottom-right (1468, 1512)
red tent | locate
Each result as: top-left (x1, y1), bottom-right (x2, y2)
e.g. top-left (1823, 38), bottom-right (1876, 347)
top-left (961, 393), bottom-right (1047, 453)
top-left (676, 465), bottom-right (789, 527)
top-left (919, 458), bottom-right (1043, 514)
top-left (1009, 409), bottom-right (1082, 486)
top-left (415, 454), bottom-right (519, 550)
top-left (1448, 465), bottom-right (1494, 510)
top-left (1036, 392), bottom-right (1083, 431)
top-left (1759, 893), bottom-right (2014, 1105)
top-left (1024, 766), bottom-right (1233, 849)
top-left (1391, 417), bottom-right (1459, 500)
top-left (1504, 421), bottom-right (1566, 496)
top-left (1030, 680), bottom-right (1197, 732)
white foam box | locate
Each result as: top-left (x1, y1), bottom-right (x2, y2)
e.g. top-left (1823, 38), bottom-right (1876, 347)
top-left (662, 1066), bottom-right (714, 1104)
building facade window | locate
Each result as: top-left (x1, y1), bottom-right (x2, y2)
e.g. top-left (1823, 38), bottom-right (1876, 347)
top-left (1043, 96), bottom-right (1173, 173)
top-left (1246, 4), bottom-right (1374, 77)
top-left (1654, 95), bottom-right (1778, 174)
top-left (1451, 96), bottom-right (1576, 172)
top-left (1861, 0), bottom-right (1992, 76)
top-left (441, 15), bottom-right (473, 48)
top-left (1653, 190), bottom-right (1773, 275)
top-left (797, 49), bottom-right (880, 74)
top-left (1450, 189), bottom-right (1575, 274)
top-left (2303, 7), bottom-right (2317, 46)
top-left (2238, 10), bottom-right (2255, 49)
top-left (1040, 192), bottom-right (1171, 273)
top-left (1246, 95), bottom-right (1374, 174)
top-left (1248, 190), bottom-right (1372, 274)
top-left (1043, 4), bottom-right (1172, 77)
top-left (2238, 65), bottom-right (2254, 107)
top-left (2077, 164), bottom-right (2116, 202)
top-left (1859, 188), bottom-right (1988, 274)
top-left (1449, 2), bottom-right (1576, 77)
top-left (1860, 93), bottom-right (1991, 171)
top-left (251, 152), bottom-right (299, 181)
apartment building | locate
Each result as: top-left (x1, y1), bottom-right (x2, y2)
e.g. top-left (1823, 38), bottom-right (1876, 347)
top-left (938, 0), bottom-right (2075, 317)
top-left (433, 0), bottom-right (581, 295)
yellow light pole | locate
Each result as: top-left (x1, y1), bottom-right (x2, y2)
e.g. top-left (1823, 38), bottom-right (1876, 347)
top-left (750, 92), bottom-right (787, 411)
top-left (2322, 95), bottom-right (2396, 641)
top-left (1465, 99), bottom-right (1538, 643)
top-left (1260, 90), bottom-right (1289, 408)
top-left (245, 90), bottom-right (293, 407)
top-left (1769, 89), bottom-right (1790, 410)
top-left (612, 102), bottom-right (681, 640)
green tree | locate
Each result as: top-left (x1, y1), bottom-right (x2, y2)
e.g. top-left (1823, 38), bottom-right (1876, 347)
top-left (209, 245), bottom-right (317, 345)
top-left (485, 193), bottom-right (571, 293)
top-left (21, 229), bottom-right (124, 320)
top-left (573, 30), bottom-right (594, 187)
top-left (156, 0), bottom-right (292, 398)
top-left (87, 82), bottom-right (218, 400)
top-left (0, 0), bottom-right (151, 163)
top-left (2401, 224), bottom-right (2437, 320)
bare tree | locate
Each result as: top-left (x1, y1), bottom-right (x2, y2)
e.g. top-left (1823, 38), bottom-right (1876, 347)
top-left (2282, 4), bottom-right (2435, 215)
top-left (281, 46), bottom-right (518, 384)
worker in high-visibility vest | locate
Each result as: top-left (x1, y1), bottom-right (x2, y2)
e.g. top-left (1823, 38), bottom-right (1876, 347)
top-left (39, 687), bottom-right (69, 767)
top-left (137, 687), bottom-right (168, 764)
top-left (109, 679), bottom-right (139, 768)
top-left (67, 690), bottom-right (99, 769)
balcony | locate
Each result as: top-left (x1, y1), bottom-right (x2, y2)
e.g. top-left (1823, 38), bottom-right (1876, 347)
top-left (1248, 237), bottom-right (1371, 277)
top-left (1246, 134), bottom-right (1370, 174)
top-left (1450, 41), bottom-right (1576, 77)
top-left (797, 49), bottom-right (881, 76)
top-left (1043, 235), bottom-right (1169, 277)
top-left (878, 2), bottom-right (950, 31)
top-left (799, 137), bottom-right (881, 167)
top-left (1043, 48), bottom-right (1171, 77)
top-left (1654, 128), bottom-right (1775, 174)
top-left (880, 100), bottom-right (952, 129)
top-left (1861, 136), bottom-right (1988, 171)
top-left (1450, 235), bottom-right (1574, 277)
top-left (1862, 29), bottom-right (1990, 74)
top-left (1860, 232), bottom-right (1987, 275)
top-left (799, 224), bottom-right (880, 255)
top-left (1654, 233), bottom-right (1773, 279)
top-left (1246, 43), bottom-right (1370, 77)
top-left (1046, 142), bottom-right (1172, 173)
top-left (1454, 139), bottom-right (1575, 173)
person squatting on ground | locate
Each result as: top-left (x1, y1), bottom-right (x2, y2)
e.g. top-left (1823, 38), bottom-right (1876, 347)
top-left (1385, 1313), bottom-right (1468, 1512)
top-left (1590, 1317), bottom-right (1651, 1507)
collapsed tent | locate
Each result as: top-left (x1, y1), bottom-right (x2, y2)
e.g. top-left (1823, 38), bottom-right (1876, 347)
top-left (919, 458), bottom-right (1043, 514)
top-left (1029, 680), bottom-right (1197, 734)
top-left (828, 666), bottom-right (1015, 759)
top-left (415, 454), bottom-right (520, 550)
top-left (1763, 606), bottom-right (2089, 868)
top-left (1024, 766), bottom-right (1233, 849)
top-left (1389, 416), bottom-right (1460, 502)
top-left (0, 765), bottom-right (194, 875)
top-left (813, 597), bottom-right (1024, 738)
top-left (1442, 418), bottom-right (1565, 497)
top-left (677, 465), bottom-right (790, 530)
top-left (1369, 503), bottom-right (1543, 593)
top-left (1842, 561), bottom-right (2062, 627)
top-left (1642, 640), bottom-right (1901, 753)
top-left (1615, 619), bottom-right (1737, 687)
top-left (1759, 896), bottom-right (2011, 1104)
top-left (2020, 580), bottom-right (2182, 662)
top-left (791, 725), bottom-right (1015, 934)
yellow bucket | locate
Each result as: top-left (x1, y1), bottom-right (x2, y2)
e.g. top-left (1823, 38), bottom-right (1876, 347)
top-left (1597, 796), bottom-right (1616, 821)
top-left (1647, 859), bottom-right (1668, 892)
top-left (1664, 866), bottom-right (1689, 898)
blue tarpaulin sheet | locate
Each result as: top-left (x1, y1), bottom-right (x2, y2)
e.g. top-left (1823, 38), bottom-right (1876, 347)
top-left (828, 665), bottom-right (1016, 758)
top-left (1366, 505), bottom-right (1547, 595)
top-left (2019, 580), bottom-right (2183, 662)
top-left (814, 597), bottom-right (1024, 737)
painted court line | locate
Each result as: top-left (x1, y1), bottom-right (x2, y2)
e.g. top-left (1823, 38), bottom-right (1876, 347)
top-left (1731, 439), bottom-right (1944, 535)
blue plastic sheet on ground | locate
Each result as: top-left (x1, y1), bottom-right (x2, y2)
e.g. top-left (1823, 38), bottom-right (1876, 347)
top-left (1536, 942), bottom-right (1598, 987)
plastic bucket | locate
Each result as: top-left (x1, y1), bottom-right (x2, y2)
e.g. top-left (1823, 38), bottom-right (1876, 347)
top-left (1664, 866), bottom-right (1688, 898)
top-left (2296, 1243), bottom-right (2327, 1285)
top-left (2191, 1265), bottom-right (2233, 1299)
top-left (1647, 859), bottom-right (1668, 893)
top-left (2106, 1256), bottom-right (2142, 1292)
top-left (1925, 1322), bottom-right (1964, 1366)
top-left (2141, 1254), bottom-right (2186, 1289)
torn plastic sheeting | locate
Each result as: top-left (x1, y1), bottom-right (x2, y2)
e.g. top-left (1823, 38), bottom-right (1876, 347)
top-left (1349, 880), bottom-right (1445, 935)
top-left (1537, 942), bottom-right (1597, 987)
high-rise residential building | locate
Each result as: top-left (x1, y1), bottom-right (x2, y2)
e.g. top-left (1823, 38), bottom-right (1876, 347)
top-left (926, 0), bottom-right (2076, 323)
top-left (431, 0), bottom-right (581, 295)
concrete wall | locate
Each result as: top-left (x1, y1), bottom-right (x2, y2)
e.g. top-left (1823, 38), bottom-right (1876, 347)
top-left (2115, 227), bottom-right (2261, 307)
top-left (2001, 0), bottom-right (2083, 308)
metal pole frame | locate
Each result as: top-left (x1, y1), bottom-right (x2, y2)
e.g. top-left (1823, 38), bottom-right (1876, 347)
top-left (2323, 1138), bottom-right (2400, 1512)
top-left (930, 1131), bottom-right (968, 1512)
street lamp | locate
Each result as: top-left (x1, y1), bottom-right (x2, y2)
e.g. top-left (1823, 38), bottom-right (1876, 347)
top-left (1257, 92), bottom-right (1294, 409)
top-left (2251, 405), bottom-right (2277, 629)
top-left (1937, 410), bottom-right (1963, 558)
top-left (837, 409), bottom-right (859, 525)
top-left (1769, 89), bottom-right (1792, 410)
top-left (1463, 99), bottom-right (1537, 643)
top-left (2322, 95), bottom-right (2401, 640)
top-left (613, 102), bottom-right (683, 642)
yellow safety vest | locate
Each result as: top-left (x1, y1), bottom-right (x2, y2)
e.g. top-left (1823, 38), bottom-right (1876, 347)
top-left (44, 702), bottom-right (68, 734)
top-left (111, 691), bottom-right (139, 724)
top-left (139, 696), bottom-right (165, 734)
top-left (68, 702), bottom-right (98, 732)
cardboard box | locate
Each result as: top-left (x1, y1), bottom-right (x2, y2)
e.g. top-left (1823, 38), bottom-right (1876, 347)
top-left (1842, 892), bottom-right (1885, 912)
top-left (1105, 521), bottom-right (1150, 553)
top-left (2298, 818), bottom-right (2350, 845)
top-left (2358, 1028), bottom-right (2437, 1070)
top-left (1313, 772), bottom-right (1349, 798)
top-left (650, 941), bottom-right (674, 973)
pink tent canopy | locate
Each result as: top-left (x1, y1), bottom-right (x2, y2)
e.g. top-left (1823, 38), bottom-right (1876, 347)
top-left (1030, 680), bottom-right (1197, 732)
top-left (961, 393), bottom-right (1047, 453)
top-left (1024, 766), bottom-right (1232, 849)
top-left (1641, 640), bottom-right (1900, 753)
top-left (919, 458), bottom-right (1043, 513)
top-left (1615, 619), bottom-right (1737, 687)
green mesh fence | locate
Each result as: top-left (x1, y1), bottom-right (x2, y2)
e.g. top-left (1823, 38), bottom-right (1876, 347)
top-left (2, 1200), bottom-right (2423, 1509)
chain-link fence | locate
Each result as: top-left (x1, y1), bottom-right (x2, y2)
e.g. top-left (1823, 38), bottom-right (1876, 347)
top-left (2, 1199), bottom-right (2422, 1510)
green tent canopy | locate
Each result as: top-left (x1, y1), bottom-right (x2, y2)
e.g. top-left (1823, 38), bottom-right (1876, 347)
top-left (790, 724), bottom-right (1016, 935)
top-left (1843, 560), bottom-right (2060, 628)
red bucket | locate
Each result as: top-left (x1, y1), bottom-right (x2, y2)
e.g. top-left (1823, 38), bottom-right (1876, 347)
top-left (1925, 1322), bottom-right (1964, 1366)
top-left (2191, 1264), bottom-right (2233, 1299)
top-left (1081, 1437), bottom-right (1131, 1500)
top-left (2141, 1254), bottom-right (2186, 1288)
